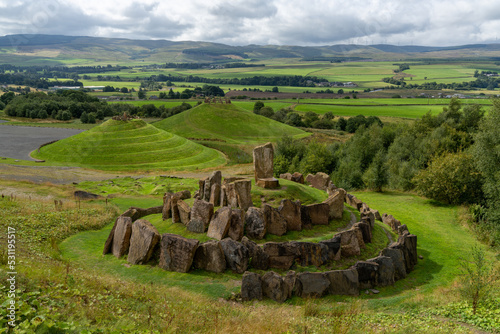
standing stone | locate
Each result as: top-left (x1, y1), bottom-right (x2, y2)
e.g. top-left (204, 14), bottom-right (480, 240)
top-left (278, 199), bottom-right (302, 231)
top-left (291, 172), bottom-right (304, 184)
top-left (380, 247), bottom-right (407, 280)
top-left (177, 199), bottom-right (191, 225)
top-left (325, 269), bottom-right (359, 296)
top-left (241, 236), bottom-right (269, 270)
top-left (203, 179), bottom-right (211, 202)
top-left (367, 256), bottom-right (395, 287)
top-left (262, 271), bottom-right (288, 303)
top-left (283, 271), bottom-right (297, 299)
top-left (302, 203), bottom-right (330, 226)
top-left (263, 242), bottom-right (298, 270)
top-left (158, 234), bottom-right (199, 273)
top-left (193, 240), bottom-right (226, 273)
top-left (209, 183), bottom-right (221, 207)
top-left (187, 199), bottom-right (214, 233)
top-left (198, 178), bottom-right (207, 200)
top-left (253, 142), bottom-right (274, 181)
top-left (337, 229), bottom-right (361, 257)
top-left (220, 185), bottom-right (228, 207)
top-left (225, 182), bottom-right (238, 208)
top-left (175, 190), bottom-right (191, 200)
top-left (353, 225), bottom-right (366, 249)
top-left (305, 172), bottom-right (332, 190)
top-left (220, 238), bottom-right (249, 274)
top-left (241, 272), bottom-right (263, 301)
top-left (233, 179), bottom-right (253, 210)
top-left (162, 193), bottom-right (173, 220)
top-left (245, 207), bottom-right (267, 240)
top-left (345, 194), bottom-right (363, 211)
top-left (398, 224), bottom-right (409, 236)
top-left (279, 173), bottom-right (292, 181)
top-left (127, 219), bottom-right (160, 265)
top-left (171, 195), bottom-right (181, 224)
top-left (323, 192), bottom-right (344, 220)
top-left (296, 272), bottom-right (330, 298)
top-left (227, 209), bottom-right (245, 241)
top-left (319, 235), bottom-right (341, 262)
top-left (209, 170), bottom-right (222, 188)
top-left (353, 261), bottom-right (379, 289)
top-left (353, 221), bottom-right (372, 244)
top-left (263, 204), bottom-right (287, 236)
top-left (294, 242), bottom-right (329, 267)
top-left (112, 216), bottom-right (133, 258)
top-left (207, 206), bottom-right (232, 240)
top-left (382, 213), bottom-right (401, 232)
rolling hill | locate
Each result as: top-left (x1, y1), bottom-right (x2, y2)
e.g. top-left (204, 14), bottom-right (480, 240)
top-left (153, 103), bottom-right (309, 144)
top-left (31, 119), bottom-right (226, 171)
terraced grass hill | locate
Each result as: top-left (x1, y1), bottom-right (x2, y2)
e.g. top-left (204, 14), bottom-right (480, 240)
top-left (31, 119), bottom-right (226, 171)
top-left (153, 103), bottom-right (309, 144)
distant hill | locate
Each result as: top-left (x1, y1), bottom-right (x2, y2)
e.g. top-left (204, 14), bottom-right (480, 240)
top-left (31, 119), bottom-right (226, 171)
top-left (153, 103), bottom-right (309, 144)
top-left (1, 34), bottom-right (500, 65)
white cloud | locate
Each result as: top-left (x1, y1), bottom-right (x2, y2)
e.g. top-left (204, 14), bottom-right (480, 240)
top-left (0, 0), bottom-right (498, 46)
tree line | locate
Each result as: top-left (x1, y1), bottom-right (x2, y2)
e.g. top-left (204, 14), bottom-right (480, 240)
top-left (273, 98), bottom-right (500, 246)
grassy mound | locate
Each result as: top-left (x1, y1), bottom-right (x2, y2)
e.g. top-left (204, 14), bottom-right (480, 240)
top-left (153, 103), bottom-right (309, 144)
top-left (31, 119), bottom-right (226, 171)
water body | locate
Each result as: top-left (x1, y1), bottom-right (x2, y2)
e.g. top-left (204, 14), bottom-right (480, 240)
top-left (0, 124), bottom-right (84, 160)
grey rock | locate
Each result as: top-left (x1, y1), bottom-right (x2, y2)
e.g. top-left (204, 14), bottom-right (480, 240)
top-left (127, 219), bottom-right (160, 265)
top-left (220, 238), bottom-right (249, 274)
top-left (207, 206), bottom-right (232, 240)
top-left (278, 199), bottom-right (302, 231)
top-left (245, 207), bottom-right (267, 240)
top-left (262, 271), bottom-right (288, 303)
top-left (112, 216), bottom-right (133, 258)
top-left (158, 233), bottom-right (199, 273)
top-left (325, 268), bottom-right (359, 296)
top-left (241, 271), bottom-right (262, 301)
top-left (193, 240), bottom-right (226, 273)
top-left (296, 272), bottom-right (330, 298)
top-left (263, 203), bottom-right (287, 236)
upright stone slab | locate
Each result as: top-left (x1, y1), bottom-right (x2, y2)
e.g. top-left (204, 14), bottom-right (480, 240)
top-left (127, 219), bottom-right (160, 265)
top-left (207, 206), bottom-right (232, 240)
top-left (353, 221), bottom-right (372, 244)
top-left (228, 209), bottom-right (245, 241)
top-left (367, 256), bottom-right (395, 287)
top-left (209, 183), bottom-right (221, 207)
top-left (177, 199), bottom-right (191, 225)
top-left (305, 172), bottom-right (332, 190)
top-left (337, 229), bottom-right (361, 257)
top-left (241, 272), bottom-right (263, 301)
top-left (353, 261), bottom-right (379, 289)
top-left (253, 142), bottom-right (280, 188)
top-left (187, 199), bottom-right (214, 233)
top-left (162, 193), bottom-right (173, 220)
top-left (296, 272), bottom-right (330, 298)
top-left (220, 238), bottom-right (249, 274)
top-left (278, 199), bottom-right (302, 231)
top-left (382, 213), bottom-right (401, 232)
top-left (158, 234), bottom-right (199, 273)
top-left (241, 236), bottom-right (269, 270)
top-left (170, 195), bottom-right (181, 224)
top-left (193, 240), bottom-right (226, 273)
top-left (279, 173), bottom-right (292, 181)
top-left (380, 247), bottom-right (407, 280)
top-left (263, 204), bottom-right (287, 236)
top-left (319, 235), bottom-right (341, 262)
top-left (225, 182), bottom-right (238, 208)
top-left (262, 271), bottom-right (288, 303)
top-left (263, 242), bottom-right (298, 270)
top-left (233, 179), bottom-right (253, 210)
top-left (245, 207), bottom-right (267, 240)
top-left (323, 192), bottom-right (344, 220)
top-left (112, 216), bottom-right (133, 258)
top-left (302, 203), bottom-right (329, 226)
top-left (291, 172), bottom-right (304, 184)
top-left (294, 242), bottom-right (329, 267)
top-left (325, 269), bottom-right (359, 296)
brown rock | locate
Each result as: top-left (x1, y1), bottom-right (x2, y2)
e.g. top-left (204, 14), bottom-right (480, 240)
top-left (278, 199), bottom-right (302, 231)
top-left (162, 193), bottom-right (173, 220)
top-left (127, 219), bottom-right (160, 265)
top-left (256, 178), bottom-right (280, 189)
top-left (188, 199), bottom-right (214, 232)
top-left (262, 271), bottom-right (288, 303)
top-left (380, 247), bottom-right (407, 280)
top-left (241, 236), bottom-right (269, 270)
top-left (345, 194), bottom-right (363, 211)
top-left (220, 238), bottom-right (249, 274)
top-left (253, 142), bottom-right (274, 181)
top-left (263, 242), bottom-right (298, 270)
top-left (112, 216), bottom-right (133, 258)
top-left (198, 178), bottom-right (207, 200)
top-left (209, 183), bottom-right (221, 207)
top-left (207, 206), bottom-right (232, 240)
top-left (291, 172), bottom-right (304, 184)
top-left (193, 240), bottom-right (226, 273)
top-left (382, 213), bottom-right (401, 232)
top-left (171, 195), bottom-right (181, 224)
top-left (305, 172), bottom-right (332, 190)
top-left (263, 204), bottom-right (287, 236)
top-left (325, 269), bottom-right (359, 296)
top-left (220, 185), bottom-right (227, 206)
top-left (319, 235), bottom-right (341, 262)
top-left (353, 261), bottom-right (379, 289)
top-left (367, 256), bottom-right (395, 287)
top-left (323, 192), bottom-right (344, 220)
top-left (279, 173), bottom-right (292, 181)
top-left (241, 271), bottom-right (262, 301)
top-left (245, 207), bottom-right (267, 240)
top-left (296, 272), bottom-right (330, 298)
top-left (158, 234), bottom-right (199, 273)
top-left (302, 203), bottom-right (330, 225)
top-left (177, 199), bottom-right (191, 225)
top-left (174, 190), bottom-right (191, 200)
top-left (353, 221), bottom-right (372, 244)
top-left (225, 183), bottom-right (238, 208)
top-left (234, 179), bottom-right (253, 210)
top-left (228, 209), bottom-right (245, 241)
top-left (283, 271), bottom-right (297, 299)
top-left (294, 242), bottom-right (329, 267)
top-left (337, 229), bottom-right (361, 257)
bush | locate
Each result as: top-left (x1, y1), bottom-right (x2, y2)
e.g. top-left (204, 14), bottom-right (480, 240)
top-left (413, 151), bottom-right (483, 204)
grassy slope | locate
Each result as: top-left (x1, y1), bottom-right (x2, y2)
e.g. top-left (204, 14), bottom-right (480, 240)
top-left (153, 103), bottom-right (309, 144)
top-left (31, 119), bottom-right (226, 171)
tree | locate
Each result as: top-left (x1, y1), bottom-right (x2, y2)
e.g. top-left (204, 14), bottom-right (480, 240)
top-left (337, 89), bottom-right (344, 95)
top-left (80, 111), bottom-right (88, 124)
top-left (363, 150), bottom-right (388, 192)
top-left (253, 101), bottom-right (264, 113)
top-left (259, 106), bottom-right (274, 118)
top-left (87, 112), bottom-right (96, 124)
top-left (458, 245), bottom-right (498, 314)
top-left (120, 87), bottom-right (129, 93)
top-left (138, 90), bottom-right (146, 99)
top-left (413, 151), bottom-right (483, 205)
top-left (272, 86), bottom-right (279, 93)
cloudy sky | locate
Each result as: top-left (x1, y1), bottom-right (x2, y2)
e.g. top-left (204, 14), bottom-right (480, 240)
top-left (0, 0), bottom-right (499, 46)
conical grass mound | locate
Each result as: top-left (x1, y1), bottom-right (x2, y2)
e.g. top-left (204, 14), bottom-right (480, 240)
top-left (32, 119), bottom-right (226, 171)
top-left (154, 103), bottom-right (309, 144)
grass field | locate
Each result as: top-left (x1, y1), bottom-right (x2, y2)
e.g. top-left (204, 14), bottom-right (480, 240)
top-left (153, 103), bottom-right (309, 144)
top-left (31, 119), bottom-right (227, 171)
